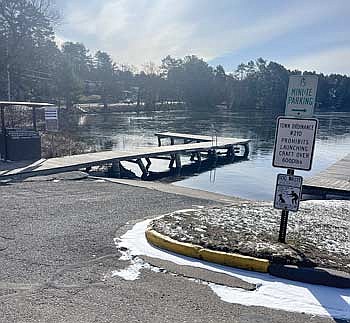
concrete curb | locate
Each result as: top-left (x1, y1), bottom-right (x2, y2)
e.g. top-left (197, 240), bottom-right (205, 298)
top-left (269, 263), bottom-right (350, 289)
top-left (145, 228), bottom-right (270, 273)
top-left (145, 228), bottom-right (350, 288)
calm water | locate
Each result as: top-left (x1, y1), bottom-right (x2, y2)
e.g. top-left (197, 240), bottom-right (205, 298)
top-left (75, 107), bottom-right (350, 201)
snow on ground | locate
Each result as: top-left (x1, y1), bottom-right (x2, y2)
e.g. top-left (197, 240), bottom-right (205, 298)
top-left (150, 201), bottom-right (350, 272)
top-left (111, 249), bottom-right (161, 280)
top-left (114, 219), bottom-right (350, 320)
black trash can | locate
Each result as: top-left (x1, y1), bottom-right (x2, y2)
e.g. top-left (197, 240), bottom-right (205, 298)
top-left (0, 128), bottom-right (41, 161)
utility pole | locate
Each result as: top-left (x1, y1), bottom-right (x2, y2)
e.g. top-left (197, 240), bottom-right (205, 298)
top-left (6, 38), bottom-right (11, 101)
top-left (7, 63), bottom-right (11, 101)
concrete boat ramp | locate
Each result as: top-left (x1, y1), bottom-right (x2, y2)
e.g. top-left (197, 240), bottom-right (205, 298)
top-left (0, 132), bottom-right (250, 180)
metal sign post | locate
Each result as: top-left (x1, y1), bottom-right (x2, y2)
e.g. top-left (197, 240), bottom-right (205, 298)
top-left (277, 169), bottom-right (294, 243)
top-left (272, 75), bottom-right (319, 243)
top-left (278, 209), bottom-right (289, 243)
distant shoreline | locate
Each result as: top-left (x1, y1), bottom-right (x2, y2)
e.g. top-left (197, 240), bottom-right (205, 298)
top-left (74, 102), bottom-right (186, 114)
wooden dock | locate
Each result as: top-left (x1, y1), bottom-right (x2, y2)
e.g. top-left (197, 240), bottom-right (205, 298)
top-left (155, 132), bottom-right (250, 157)
top-left (303, 153), bottom-right (350, 199)
top-left (0, 133), bottom-right (250, 180)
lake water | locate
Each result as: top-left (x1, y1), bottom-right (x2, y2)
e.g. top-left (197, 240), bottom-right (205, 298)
top-left (75, 107), bottom-right (350, 201)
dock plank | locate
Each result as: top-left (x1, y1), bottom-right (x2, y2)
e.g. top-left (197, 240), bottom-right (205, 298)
top-left (304, 153), bottom-right (350, 192)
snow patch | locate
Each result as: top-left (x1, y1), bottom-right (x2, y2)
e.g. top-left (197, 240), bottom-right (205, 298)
top-left (115, 219), bottom-right (350, 320)
top-left (112, 247), bottom-right (160, 281)
top-left (112, 257), bottom-right (149, 281)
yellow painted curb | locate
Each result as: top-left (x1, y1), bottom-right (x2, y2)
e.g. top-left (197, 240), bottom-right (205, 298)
top-left (145, 229), bottom-right (201, 259)
top-left (145, 228), bottom-right (270, 273)
top-left (199, 248), bottom-right (269, 273)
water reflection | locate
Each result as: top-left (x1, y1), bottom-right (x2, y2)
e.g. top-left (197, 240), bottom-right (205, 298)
top-left (74, 107), bottom-right (350, 200)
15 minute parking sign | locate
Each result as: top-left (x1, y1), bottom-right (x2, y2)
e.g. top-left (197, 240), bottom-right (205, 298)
top-left (274, 174), bottom-right (303, 212)
top-left (285, 75), bottom-right (318, 118)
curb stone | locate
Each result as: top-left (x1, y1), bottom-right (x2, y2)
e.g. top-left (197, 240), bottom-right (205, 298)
top-left (269, 263), bottom-right (350, 289)
top-left (145, 227), bottom-right (350, 288)
top-left (145, 228), bottom-right (269, 273)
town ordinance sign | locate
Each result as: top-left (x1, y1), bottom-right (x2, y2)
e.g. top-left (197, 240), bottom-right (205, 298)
top-left (273, 117), bottom-right (318, 170)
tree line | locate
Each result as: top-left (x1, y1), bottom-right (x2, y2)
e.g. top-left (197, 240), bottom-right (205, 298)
top-left (1, 0), bottom-right (349, 112)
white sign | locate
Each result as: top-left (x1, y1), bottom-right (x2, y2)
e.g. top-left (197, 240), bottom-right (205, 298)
top-left (45, 107), bottom-right (58, 120)
top-left (274, 174), bottom-right (303, 212)
top-left (273, 117), bottom-right (318, 170)
top-left (45, 107), bottom-right (58, 131)
top-left (285, 75), bottom-right (318, 118)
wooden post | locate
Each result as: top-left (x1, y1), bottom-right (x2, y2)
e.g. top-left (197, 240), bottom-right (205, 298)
top-left (226, 146), bottom-right (235, 161)
top-left (32, 106), bottom-right (37, 131)
top-left (111, 161), bottom-right (121, 178)
top-left (157, 137), bottom-right (162, 147)
top-left (175, 153), bottom-right (181, 169)
top-left (208, 149), bottom-right (217, 166)
top-left (1, 104), bottom-right (7, 161)
top-left (137, 158), bottom-right (148, 177)
top-left (190, 152), bottom-right (202, 162)
top-left (0, 105), bottom-right (5, 132)
top-left (170, 138), bottom-right (174, 145)
top-left (169, 154), bottom-right (175, 168)
top-left (145, 157), bottom-right (152, 170)
top-left (208, 149), bottom-right (217, 159)
top-left (243, 143), bottom-right (250, 158)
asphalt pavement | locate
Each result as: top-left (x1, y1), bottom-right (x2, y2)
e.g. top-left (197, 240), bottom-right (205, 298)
top-left (0, 176), bottom-right (347, 323)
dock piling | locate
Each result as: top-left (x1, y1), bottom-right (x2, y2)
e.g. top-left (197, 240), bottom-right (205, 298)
top-left (136, 159), bottom-right (148, 177)
top-left (111, 161), bottom-right (121, 178)
top-left (226, 146), bottom-right (235, 161)
top-left (243, 143), bottom-right (250, 158)
top-left (169, 154), bottom-right (175, 168)
top-left (145, 157), bottom-right (152, 170)
top-left (175, 154), bottom-right (181, 169)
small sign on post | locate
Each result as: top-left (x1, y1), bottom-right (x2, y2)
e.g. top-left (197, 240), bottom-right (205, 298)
top-left (274, 174), bottom-right (303, 212)
top-left (45, 107), bottom-right (58, 132)
top-left (273, 117), bottom-right (318, 171)
top-left (285, 75), bottom-right (318, 118)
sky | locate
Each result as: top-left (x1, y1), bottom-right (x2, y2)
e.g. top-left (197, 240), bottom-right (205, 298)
top-left (55, 0), bottom-right (350, 75)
